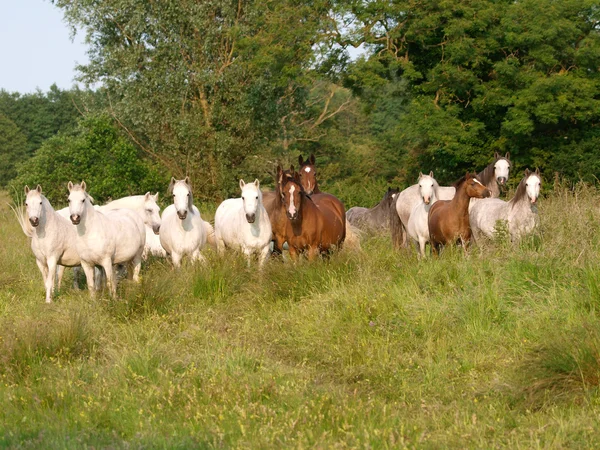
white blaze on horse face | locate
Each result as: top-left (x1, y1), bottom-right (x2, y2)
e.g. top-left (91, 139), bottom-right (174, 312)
top-left (494, 159), bottom-right (510, 185)
top-left (526, 174), bottom-right (541, 204)
top-left (287, 184), bottom-right (297, 217)
top-left (474, 178), bottom-right (483, 186)
top-left (172, 182), bottom-right (190, 217)
top-left (304, 167), bottom-right (311, 173)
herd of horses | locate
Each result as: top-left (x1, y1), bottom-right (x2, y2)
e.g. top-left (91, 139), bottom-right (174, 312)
top-left (16, 152), bottom-right (542, 302)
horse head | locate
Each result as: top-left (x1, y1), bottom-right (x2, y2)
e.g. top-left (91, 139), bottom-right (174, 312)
top-left (524, 168), bottom-right (542, 204)
top-left (169, 176), bottom-right (193, 220)
top-left (298, 153), bottom-right (317, 195)
top-left (493, 152), bottom-right (511, 186)
top-left (462, 173), bottom-right (491, 199)
top-left (417, 171), bottom-right (437, 205)
top-left (240, 179), bottom-right (261, 224)
top-left (144, 192), bottom-right (162, 234)
top-left (24, 184), bottom-right (44, 227)
top-left (67, 180), bottom-right (89, 225)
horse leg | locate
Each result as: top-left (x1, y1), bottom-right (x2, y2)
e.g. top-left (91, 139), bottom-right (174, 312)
top-left (45, 258), bottom-right (58, 303)
top-left (259, 245), bottom-right (270, 269)
top-left (56, 265), bottom-right (65, 291)
top-left (191, 249), bottom-right (206, 265)
top-left (81, 262), bottom-right (97, 297)
top-left (171, 252), bottom-right (182, 268)
top-left (72, 266), bottom-right (81, 290)
top-left (307, 246), bottom-right (319, 262)
top-left (243, 247), bottom-right (253, 267)
top-left (418, 237), bottom-right (427, 259)
top-left (101, 259), bottom-right (117, 298)
top-left (131, 252), bottom-right (143, 283)
top-left (288, 245), bottom-right (299, 262)
top-left (35, 259), bottom-right (50, 302)
top-left (216, 236), bottom-right (226, 255)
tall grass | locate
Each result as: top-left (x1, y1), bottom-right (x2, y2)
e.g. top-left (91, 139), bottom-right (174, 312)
top-left (2, 186), bottom-right (600, 447)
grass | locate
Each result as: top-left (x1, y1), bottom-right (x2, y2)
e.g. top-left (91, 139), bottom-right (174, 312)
top-left (2, 184), bottom-right (600, 448)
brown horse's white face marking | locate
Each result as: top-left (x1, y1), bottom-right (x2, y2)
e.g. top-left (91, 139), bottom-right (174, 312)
top-left (287, 184), bottom-right (297, 219)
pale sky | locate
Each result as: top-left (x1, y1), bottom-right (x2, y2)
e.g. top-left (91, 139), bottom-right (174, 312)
top-left (0, 0), bottom-right (89, 93)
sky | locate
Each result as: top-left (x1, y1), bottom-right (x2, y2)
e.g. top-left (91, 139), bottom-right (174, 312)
top-left (0, 0), bottom-right (89, 93)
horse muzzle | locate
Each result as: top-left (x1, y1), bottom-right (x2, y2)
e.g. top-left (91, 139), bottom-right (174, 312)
top-left (177, 211), bottom-right (188, 220)
top-left (531, 197), bottom-right (538, 204)
top-left (29, 217), bottom-right (39, 227)
top-left (246, 213), bottom-right (256, 224)
top-left (423, 197), bottom-right (431, 205)
top-left (287, 212), bottom-right (298, 221)
top-left (153, 224), bottom-right (161, 235)
top-left (70, 214), bottom-right (81, 225)
top-left (497, 177), bottom-right (507, 185)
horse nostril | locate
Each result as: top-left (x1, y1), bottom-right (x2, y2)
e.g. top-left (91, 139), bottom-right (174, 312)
top-left (153, 225), bottom-right (161, 234)
top-left (246, 214), bottom-right (255, 223)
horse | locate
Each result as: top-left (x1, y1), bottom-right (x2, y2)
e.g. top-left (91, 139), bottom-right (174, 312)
top-left (67, 181), bottom-right (146, 297)
top-left (278, 170), bottom-right (346, 261)
top-left (20, 185), bottom-right (81, 303)
top-left (469, 169), bottom-right (542, 242)
top-left (159, 177), bottom-right (207, 267)
top-left (347, 187), bottom-right (400, 233)
top-left (296, 154), bottom-right (361, 250)
top-left (99, 193), bottom-right (163, 259)
top-left (406, 172), bottom-right (440, 258)
top-left (214, 179), bottom-right (272, 267)
top-left (391, 152), bottom-right (511, 249)
top-left (428, 173), bottom-right (491, 254)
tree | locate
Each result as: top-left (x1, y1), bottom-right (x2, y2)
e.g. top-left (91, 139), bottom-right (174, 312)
top-left (0, 114), bottom-right (28, 187)
top-left (52, 0), bottom-right (339, 200)
top-left (336, 0), bottom-right (600, 184)
top-left (10, 115), bottom-right (168, 206)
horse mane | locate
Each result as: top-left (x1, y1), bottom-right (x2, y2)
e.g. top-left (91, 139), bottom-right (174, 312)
top-left (452, 174), bottom-right (471, 188)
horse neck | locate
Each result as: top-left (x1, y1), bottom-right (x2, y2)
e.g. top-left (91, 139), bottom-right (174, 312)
top-left (289, 194), bottom-right (318, 231)
top-left (79, 198), bottom-right (99, 227)
top-left (35, 197), bottom-right (55, 232)
top-left (450, 182), bottom-right (472, 212)
top-left (508, 181), bottom-right (535, 215)
top-left (477, 163), bottom-right (499, 197)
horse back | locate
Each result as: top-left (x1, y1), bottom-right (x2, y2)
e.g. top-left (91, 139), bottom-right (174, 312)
top-left (428, 200), bottom-right (471, 245)
top-left (311, 194), bottom-right (346, 247)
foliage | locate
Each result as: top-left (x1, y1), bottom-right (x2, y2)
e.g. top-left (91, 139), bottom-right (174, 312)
top-left (51, 0), bottom-right (340, 200)
top-left (0, 114), bottom-right (28, 187)
top-left (337, 0), bottom-right (600, 185)
top-left (9, 115), bottom-right (168, 206)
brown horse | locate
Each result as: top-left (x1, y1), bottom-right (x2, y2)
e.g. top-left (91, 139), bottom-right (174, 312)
top-left (298, 154), bottom-right (320, 195)
top-left (428, 173), bottom-right (491, 254)
top-left (278, 171), bottom-right (346, 261)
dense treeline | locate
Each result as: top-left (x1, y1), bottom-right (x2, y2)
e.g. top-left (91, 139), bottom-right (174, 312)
top-left (2, 0), bottom-right (599, 204)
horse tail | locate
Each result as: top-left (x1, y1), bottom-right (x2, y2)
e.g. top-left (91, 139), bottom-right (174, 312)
top-left (9, 203), bottom-right (34, 238)
top-left (344, 220), bottom-right (362, 252)
top-left (390, 202), bottom-right (404, 250)
top-left (203, 220), bottom-right (217, 250)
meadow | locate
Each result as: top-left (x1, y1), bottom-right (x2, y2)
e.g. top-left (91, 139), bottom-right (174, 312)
top-left (2, 183), bottom-right (600, 449)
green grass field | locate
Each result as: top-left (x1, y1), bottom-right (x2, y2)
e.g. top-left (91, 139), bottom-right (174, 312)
top-left (2, 185), bottom-right (600, 448)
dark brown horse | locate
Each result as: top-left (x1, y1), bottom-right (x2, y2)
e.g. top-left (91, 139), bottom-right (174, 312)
top-left (298, 154), bottom-right (320, 195)
top-left (428, 173), bottom-right (491, 254)
top-left (277, 170), bottom-right (346, 261)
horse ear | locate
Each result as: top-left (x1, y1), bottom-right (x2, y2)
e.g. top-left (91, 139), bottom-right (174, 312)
top-left (81, 180), bottom-right (86, 191)
top-left (24, 185), bottom-right (30, 194)
top-left (525, 168), bottom-right (530, 176)
top-left (429, 171), bottom-right (434, 177)
top-left (298, 155), bottom-right (304, 166)
top-left (144, 192), bottom-right (151, 200)
top-left (254, 179), bottom-right (260, 188)
top-left (535, 167), bottom-right (540, 175)
top-left (36, 185), bottom-right (42, 194)
top-left (290, 164), bottom-right (295, 174)
top-left (419, 171), bottom-right (423, 177)
top-left (505, 152), bottom-right (510, 160)
top-left (239, 179), bottom-right (245, 190)
top-left (168, 177), bottom-right (175, 194)
top-left (494, 151), bottom-right (499, 159)
top-left (154, 192), bottom-right (159, 201)
top-left (310, 153), bottom-right (315, 165)
top-left (184, 176), bottom-right (190, 185)
top-left (67, 181), bottom-right (73, 192)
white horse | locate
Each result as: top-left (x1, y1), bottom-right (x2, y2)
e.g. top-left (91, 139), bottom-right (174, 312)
top-left (68, 181), bottom-right (146, 297)
top-left (159, 177), bottom-right (207, 267)
top-left (20, 185), bottom-right (81, 302)
top-left (469, 169), bottom-right (542, 242)
top-left (214, 179), bottom-right (272, 267)
top-left (392, 153), bottom-right (511, 248)
top-left (407, 172), bottom-right (440, 258)
top-left (99, 193), bottom-right (164, 259)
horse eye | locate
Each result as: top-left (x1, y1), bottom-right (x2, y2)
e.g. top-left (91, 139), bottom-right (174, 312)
top-left (255, 196), bottom-right (258, 199)
top-left (25, 202), bottom-right (28, 206)
top-left (40, 201), bottom-right (42, 205)
top-left (187, 193), bottom-right (190, 197)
